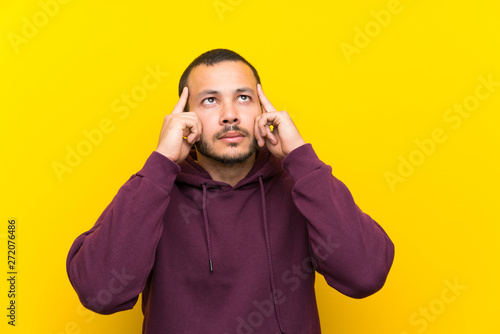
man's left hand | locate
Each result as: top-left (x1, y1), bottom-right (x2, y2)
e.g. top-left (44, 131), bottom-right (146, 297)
top-left (255, 84), bottom-right (306, 159)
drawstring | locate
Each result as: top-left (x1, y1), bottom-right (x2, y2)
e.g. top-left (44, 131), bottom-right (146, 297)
top-left (259, 175), bottom-right (286, 334)
top-left (201, 183), bottom-right (213, 272)
top-left (200, 179), bottom-right (286, 333)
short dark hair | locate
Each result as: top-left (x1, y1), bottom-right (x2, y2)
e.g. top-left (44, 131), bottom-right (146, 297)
top-left (178, 49), bottom-right (261, 111)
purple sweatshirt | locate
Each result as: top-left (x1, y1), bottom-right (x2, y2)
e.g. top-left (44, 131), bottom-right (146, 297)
top-left (66, 144), bottom-right (394, 334)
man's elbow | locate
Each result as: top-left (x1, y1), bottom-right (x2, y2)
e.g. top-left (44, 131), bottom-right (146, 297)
top-left (67, 266), bottom-right (139, 315)
top-left (342, 269), bottom-right (391, 299)
top-left (332, 244), bottom-right (395, 299)
top-left (78, 293), bottom-right (137, 315)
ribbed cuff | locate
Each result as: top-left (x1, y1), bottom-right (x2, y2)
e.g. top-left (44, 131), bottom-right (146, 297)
top-left (136, 151), bottom-right (181, 191)
top-left (282, 143), bottom-right (326, 184)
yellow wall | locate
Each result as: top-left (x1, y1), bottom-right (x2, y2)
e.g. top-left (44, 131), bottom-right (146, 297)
top-left (1, 0), bottom-right (499, 333)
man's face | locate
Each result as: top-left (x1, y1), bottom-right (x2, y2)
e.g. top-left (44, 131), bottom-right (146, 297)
top-left (187, 61), bottom-right (261, 164)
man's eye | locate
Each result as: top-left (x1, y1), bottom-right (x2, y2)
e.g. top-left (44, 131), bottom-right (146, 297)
top-left (238, 95), bottom-right (250, 101)
top-left (203, 97), bottom-right (216, 104)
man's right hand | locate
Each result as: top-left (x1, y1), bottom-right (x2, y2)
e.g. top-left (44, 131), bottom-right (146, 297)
top-left (155, 87), bottom-right (202, 164)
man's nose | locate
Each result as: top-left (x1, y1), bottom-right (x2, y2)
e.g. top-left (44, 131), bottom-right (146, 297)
top-left (219, 102), bottom-right (240, 125)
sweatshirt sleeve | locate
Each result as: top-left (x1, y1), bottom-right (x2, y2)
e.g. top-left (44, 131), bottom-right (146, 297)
top-left (66, 151), bottom-right (181, 314)
top-left (282, 144), bottom-right (395, 299)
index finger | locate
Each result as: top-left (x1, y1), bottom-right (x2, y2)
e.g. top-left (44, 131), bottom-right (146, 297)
top-left (172, 86), bottom-right (189, 114)
top-left (257, 84), bottom-right (276, 113)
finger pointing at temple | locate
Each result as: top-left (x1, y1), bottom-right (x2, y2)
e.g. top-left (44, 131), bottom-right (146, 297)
top-left (257, 84), bottom-right (277, 113)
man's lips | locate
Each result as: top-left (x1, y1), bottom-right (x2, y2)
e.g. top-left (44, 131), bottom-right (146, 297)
top-left (219, 131), bottom-right (245, 139)
top-left (218, 131), bottom-right (246, 142)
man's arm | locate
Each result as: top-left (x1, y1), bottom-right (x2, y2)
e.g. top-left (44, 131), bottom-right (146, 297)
top-left (66, 152), bottom-right (180, 314)
top-left (283, 144), bottom-right (395, 298)
top-left (255, 86), bottom-right (394, 298)
top-left (67, 87), bottom-right (202, 313)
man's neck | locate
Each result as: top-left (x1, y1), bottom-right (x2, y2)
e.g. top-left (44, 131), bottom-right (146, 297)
top-left (195, 151), bottom-right (256, 187)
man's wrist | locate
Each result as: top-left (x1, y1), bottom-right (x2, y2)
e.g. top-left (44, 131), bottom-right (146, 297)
top-left (285, 139), bottom-right (307, 157)
top-left (282, 143), bottom-right (327, 183)
top-left (136, 151), bottom-right (181, 191)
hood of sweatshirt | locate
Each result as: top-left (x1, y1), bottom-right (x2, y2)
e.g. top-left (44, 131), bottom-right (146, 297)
top-left (176, 146), bottom-right (282, 189)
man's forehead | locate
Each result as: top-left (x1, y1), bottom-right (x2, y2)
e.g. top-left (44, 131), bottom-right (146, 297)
top-left (187, 61), bottom-right (257, 89)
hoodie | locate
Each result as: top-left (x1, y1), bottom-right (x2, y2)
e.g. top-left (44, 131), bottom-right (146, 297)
top-left (66, 143), bottom-right (395, 334)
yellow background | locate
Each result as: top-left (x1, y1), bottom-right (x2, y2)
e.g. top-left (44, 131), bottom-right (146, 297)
top-left (1, 0), bottom-right (499, 333)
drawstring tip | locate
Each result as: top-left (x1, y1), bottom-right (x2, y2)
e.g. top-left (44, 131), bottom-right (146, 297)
top-left (209, 260), bottom-right (213, 272)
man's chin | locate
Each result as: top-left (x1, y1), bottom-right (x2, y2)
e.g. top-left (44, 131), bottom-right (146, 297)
top-left (195, 139), bottom-right (259, 165)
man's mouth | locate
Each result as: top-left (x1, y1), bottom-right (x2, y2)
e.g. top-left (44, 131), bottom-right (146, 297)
top-left (219, 131), bottom-right (246, 143)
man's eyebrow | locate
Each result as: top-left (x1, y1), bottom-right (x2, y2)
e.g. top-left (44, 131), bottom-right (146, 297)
top-left (197, 90), bottom-right (220, 99)
top-left (235, 87), bottom-right (255, 94)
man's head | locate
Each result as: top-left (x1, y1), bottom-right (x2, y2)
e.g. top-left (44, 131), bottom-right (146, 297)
top-left (178, 49), bottom-right (261, 109)
top-left (179, 49), bottom-right (263, 165)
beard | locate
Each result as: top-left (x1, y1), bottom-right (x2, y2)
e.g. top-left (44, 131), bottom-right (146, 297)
top-left (195, 125), bottom-right (259, 165)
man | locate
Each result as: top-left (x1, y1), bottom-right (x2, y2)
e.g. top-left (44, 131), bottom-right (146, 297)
top-left (66, 49), bottom-right (395, 333)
